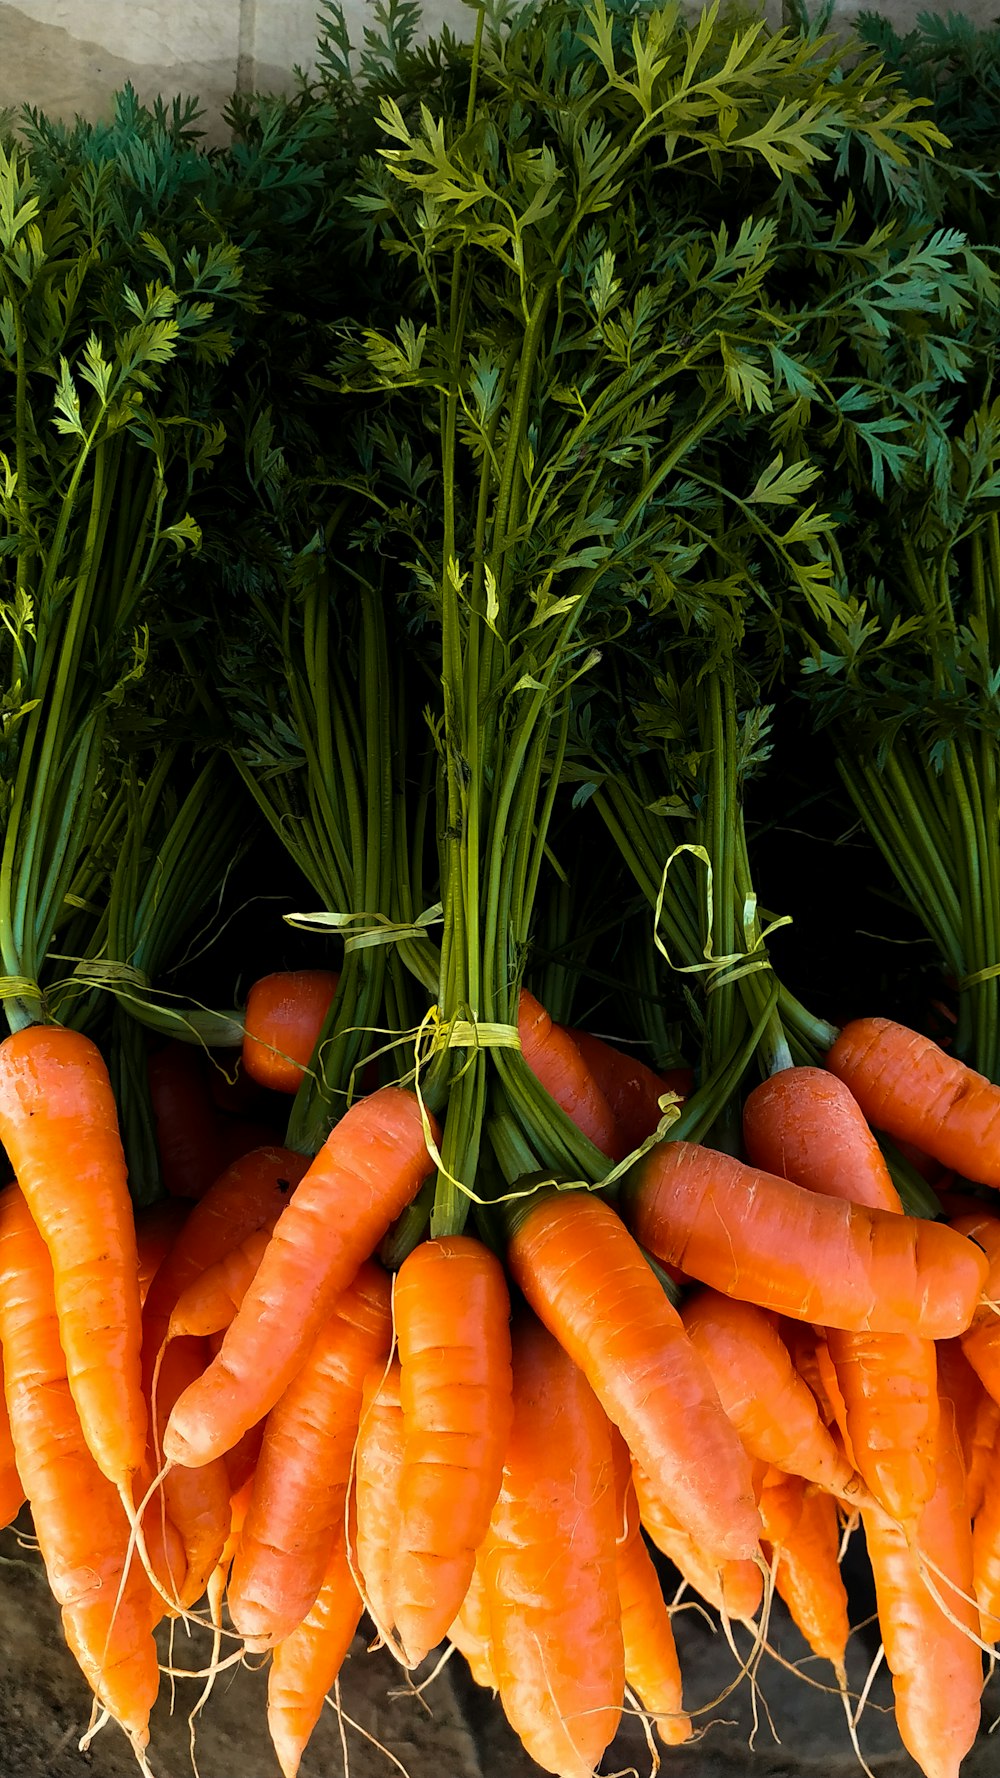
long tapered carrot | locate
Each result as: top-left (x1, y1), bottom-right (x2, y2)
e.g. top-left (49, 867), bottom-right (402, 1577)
top-left (353, 1357), bottom-right (404, 1639)
top-left (167, 1226), bottom-right (275, 1340)
top-left (861, 1400), bottom-right (983, 1778)
top-left (508, 1188), bottom-right (761, 1566)
top-left (758, 1468), bottom-right (849, 1674)
top-left (0, 1028), bottom-right (146, 1491)
top-left (390, 1235), bottom-right (513, 1667)
top-left (266, 1527), bottom-right (364, 1778)
top-left (567, 1028), bottom-right (681, 1162)
top-left (680, 1289), bottom-right (861, 1501)
top-left (0, 1380), bottom-right (23, 1530)
top-left (744, 1067), bottom-right (940, 1517)
top-left (517, 989), bottom-right (618, 1158)
top-left (228, 1260), bottom-right (392, 1651)
top-left (0, 1185), bottom-right (160, 1746)
top-left (827, 1016), bottom-right (1000, 1190)
top-left (630, 1459), bottom-right (764, 1625)
top-left (609, 1430), bottom-right (691, 1748)
top-left (972, 1457), bottom-right (1000, 1646)
top-left (163, 1087), bottom-right (438, 1469)
top-left (448, 1552), bottom-right (496, 1691)
top-left (625, 1139), bottom-right (987, 1337)
top-left (483, 1311), bottom-right (624, 1778)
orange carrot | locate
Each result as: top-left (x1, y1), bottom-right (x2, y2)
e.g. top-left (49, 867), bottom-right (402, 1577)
top-left (610, 1430), bottom-right (690, 1747)
top-left (508, 1188), bottom-right (761, 1566)
top-left (228, 1260), bottom-right (392, 1652)
top-left (827, 1016), bottom-right (1000, 1190)
top-left (0, 1379), bottom-right (23, 1530)
top-left (167, 1225), bottom-right (275, 1341)
top-left (680, 1289), bottom-right (860, 1501)
top-left (567, 1028), bottom-right (680, 1162)
top-left (0, 1184), bottom-right (160, 1746)
top-left (134, 1199), bottom-right (188, 1306)
top-left (625, 1139), bottom-right (987, 1336)
top-left (483, 1311), bottom-right (624, 1778)
top-left (0, 1027), bottom-right (147, 1491)
top-left (517, 989), bottom-right (618, 1157)
top-left (972, 1455), bottom-right (1000, 1646)
top-left (164, 1087), bottom-right (438, 1469)
top-left (266, 1528), bottom-right (364, 1778)
top-left (630, 1458), bottom-right (764, 1625)
top-left (353, 1357), bottom-right (404, 1638)
top-left (448, 1552), bottom-right (496, 1691)
top-left (391, 1235), bottom-right (513, 1667)
top-left (242, 969), bottom-right (340, 1094)
top-left (862, 1400), bottom-right (983, 1778)
top-left (757, 1468), bottom-right (849, 1674)
top-left (743, 1064), bottom-right (901, 1211)
top-left (951, 1210), bottom-right (1000, 1406)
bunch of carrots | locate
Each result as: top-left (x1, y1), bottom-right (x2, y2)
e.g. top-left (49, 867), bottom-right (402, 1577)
top-left (3, 966), bottom-right (1000, 1778)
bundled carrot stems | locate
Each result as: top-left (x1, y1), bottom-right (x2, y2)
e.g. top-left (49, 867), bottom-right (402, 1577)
top-left (4, 4), bottom-right (1000, 1777)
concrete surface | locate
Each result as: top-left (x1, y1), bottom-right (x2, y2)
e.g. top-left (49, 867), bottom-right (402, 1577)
top-left (2, 0), bottom-right (1000, 138)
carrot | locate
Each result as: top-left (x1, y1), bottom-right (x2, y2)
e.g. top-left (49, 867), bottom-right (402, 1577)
top-left (624, 1139), bottom-right (987, 1337)
top-left (352, 1357), bottom-right (404, 1639)
top-left (609, 1430), bottom-right (690, 1747)
top-left (566, 1028), bottom-right (681, 1162)
top-left (242, 969), bottom-right (340, 1094)
top-left (167, 1225), bottom-right (275, 1341)
top-left (135, 1200), bottom-right (189, 1307)
top-left (391, 1235), bottom-right (513, 1667)
top-left (517, 989), bottom-right (618, 1158)
top-left (861, 1400), bottom-right (983, 1778)
top-left (228, 1260), bottom-right (392, 1651)
top-left (0, 1184), bottom-right (160, 1747)
top-left (972, 1458), bottom-right (1000, 1646)
top-left (508, 1188), bottom-right (761, 1566)
top-left (743, 1065), bottom-right (901, 1211)
top-left (827, 1016), bottom-right (1000, 1190)
top-left (0, 1380), bottom-right (23, 1530)
top-left (148, 1041), bottom-right (229, 1200)
top-left (266, 1528), bottom-right (364, 1778)
top-left (951, 1209), bottom-right (1000, 1405)
top-left (147, 1333), bottom-right (234, 1609)
top-left (757, 1468), bottom-right (849, 1675)
top-left (483, 1311), bottom-right (624, 1778)
top-left (679, 1288), bottom-right (861, 1501)
top-left (448, 1552), bottom-right (496, 1691)
top-left (781, 1321), bottom-right (841, 1431)
top-left (744, 1068), bottom-right (940, 1518)
top-left (164, 1086), bottom-right (438, 1470)
top-left (630, 1458), bottom-right (764, 1625)
top-left (0, 1027), bottom-right (147, 1492)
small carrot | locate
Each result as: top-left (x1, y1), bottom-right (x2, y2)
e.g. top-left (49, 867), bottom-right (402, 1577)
top-left (0, 1027), bottom-right (147, 1492)
top-left (164, 1086), bottom-right (438, 1470)
top-left (517, 988), bottom-right (618, 1158)
top-left (630, 1458), bottom-right (764, 1625)
top-left (625, 1139), bottom-right (987, 1337)
top-left (483, 1311), bottom-right (624, 1778)
top-left (242, 969), bottom-right (340, 1095)
top-left (0, 1185), bottom-right (160, 1747)
top-left (391, 1235), bottom-right (513, 1667)
top-left (861, 1400), bottom-right (983, 1778)
top-left (827, 1016), bottom-right (1000, 1190)
top-left (567, 1028), bottom-right (682, 1162)
top-left (610, 1430), bottom-right (691, 1747)
top-left (679, 1289), bottom-right (861, 1501)
top-left (743, 1065), bottom-right (901, 1211)
top-left (448, 1553), bottom-right (496, 1692)
top-left (167, 1226), bottom-right (275, 1341)
top-left (266, 1528), bottom-right (364, 1778)
top-left (757, 1468), bottom-right (849, 1675)
top-left (352, 1357), bottom-right (404, 1639)
top-left (228, 1260), bottom-right (392, 1651)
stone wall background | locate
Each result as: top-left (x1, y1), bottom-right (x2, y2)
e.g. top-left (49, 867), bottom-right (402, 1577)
top-left (0, 0), bottom-right (997, 139)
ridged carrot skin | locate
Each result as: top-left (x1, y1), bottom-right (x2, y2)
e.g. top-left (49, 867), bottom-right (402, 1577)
top-left (267, 1528), bottom-right (364, 1778)
top-left (228, 1260), bottom-right (392, 1651)
top-left (243, 969), bottom-right (341, 1095)
top-left (508, 1189), bottom-right (761, 1566)
top-left (391, 1236), bottom-right (513, 1667)
top-left (862, 1401), bottom-right (983, 1778)
top-left (625, 1140), bottom-right (987, 1337)
top-left (0, 1027), bottom-right (147, 1489)
top-left (0, 1185), bottom-right (160, 1744)
top-left (568, 1028), bottom-right (679, 1162)
top-left (610, 1431), bottom-right (690, 1747)
top-left (827, 1016), bottom-right (1000, 1189)
top-left (758, 1468), bottom-right (849, 1672)
top-left (517, 989), bottom-right (618, 1158)
top-left (167, 1226), bottom-right (274, 1340)
top-left (164, 1087), bottom-right (438, 1469)
top-left (353, 1358), bottom-right (404, 1639)
top-left (483, 1312), bottom-right (624, 1778)
top-left (743, 1065), bottom-right (901, 1211)
top-left (630, 1459), bottom-right (764, 1625)
top-left (951, 1211), bottom-right (1000, 1405)
top-left (680, 1289), bottom-right (860, 1501)
top-left (448, 1552), bottom-right (496, 1691)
